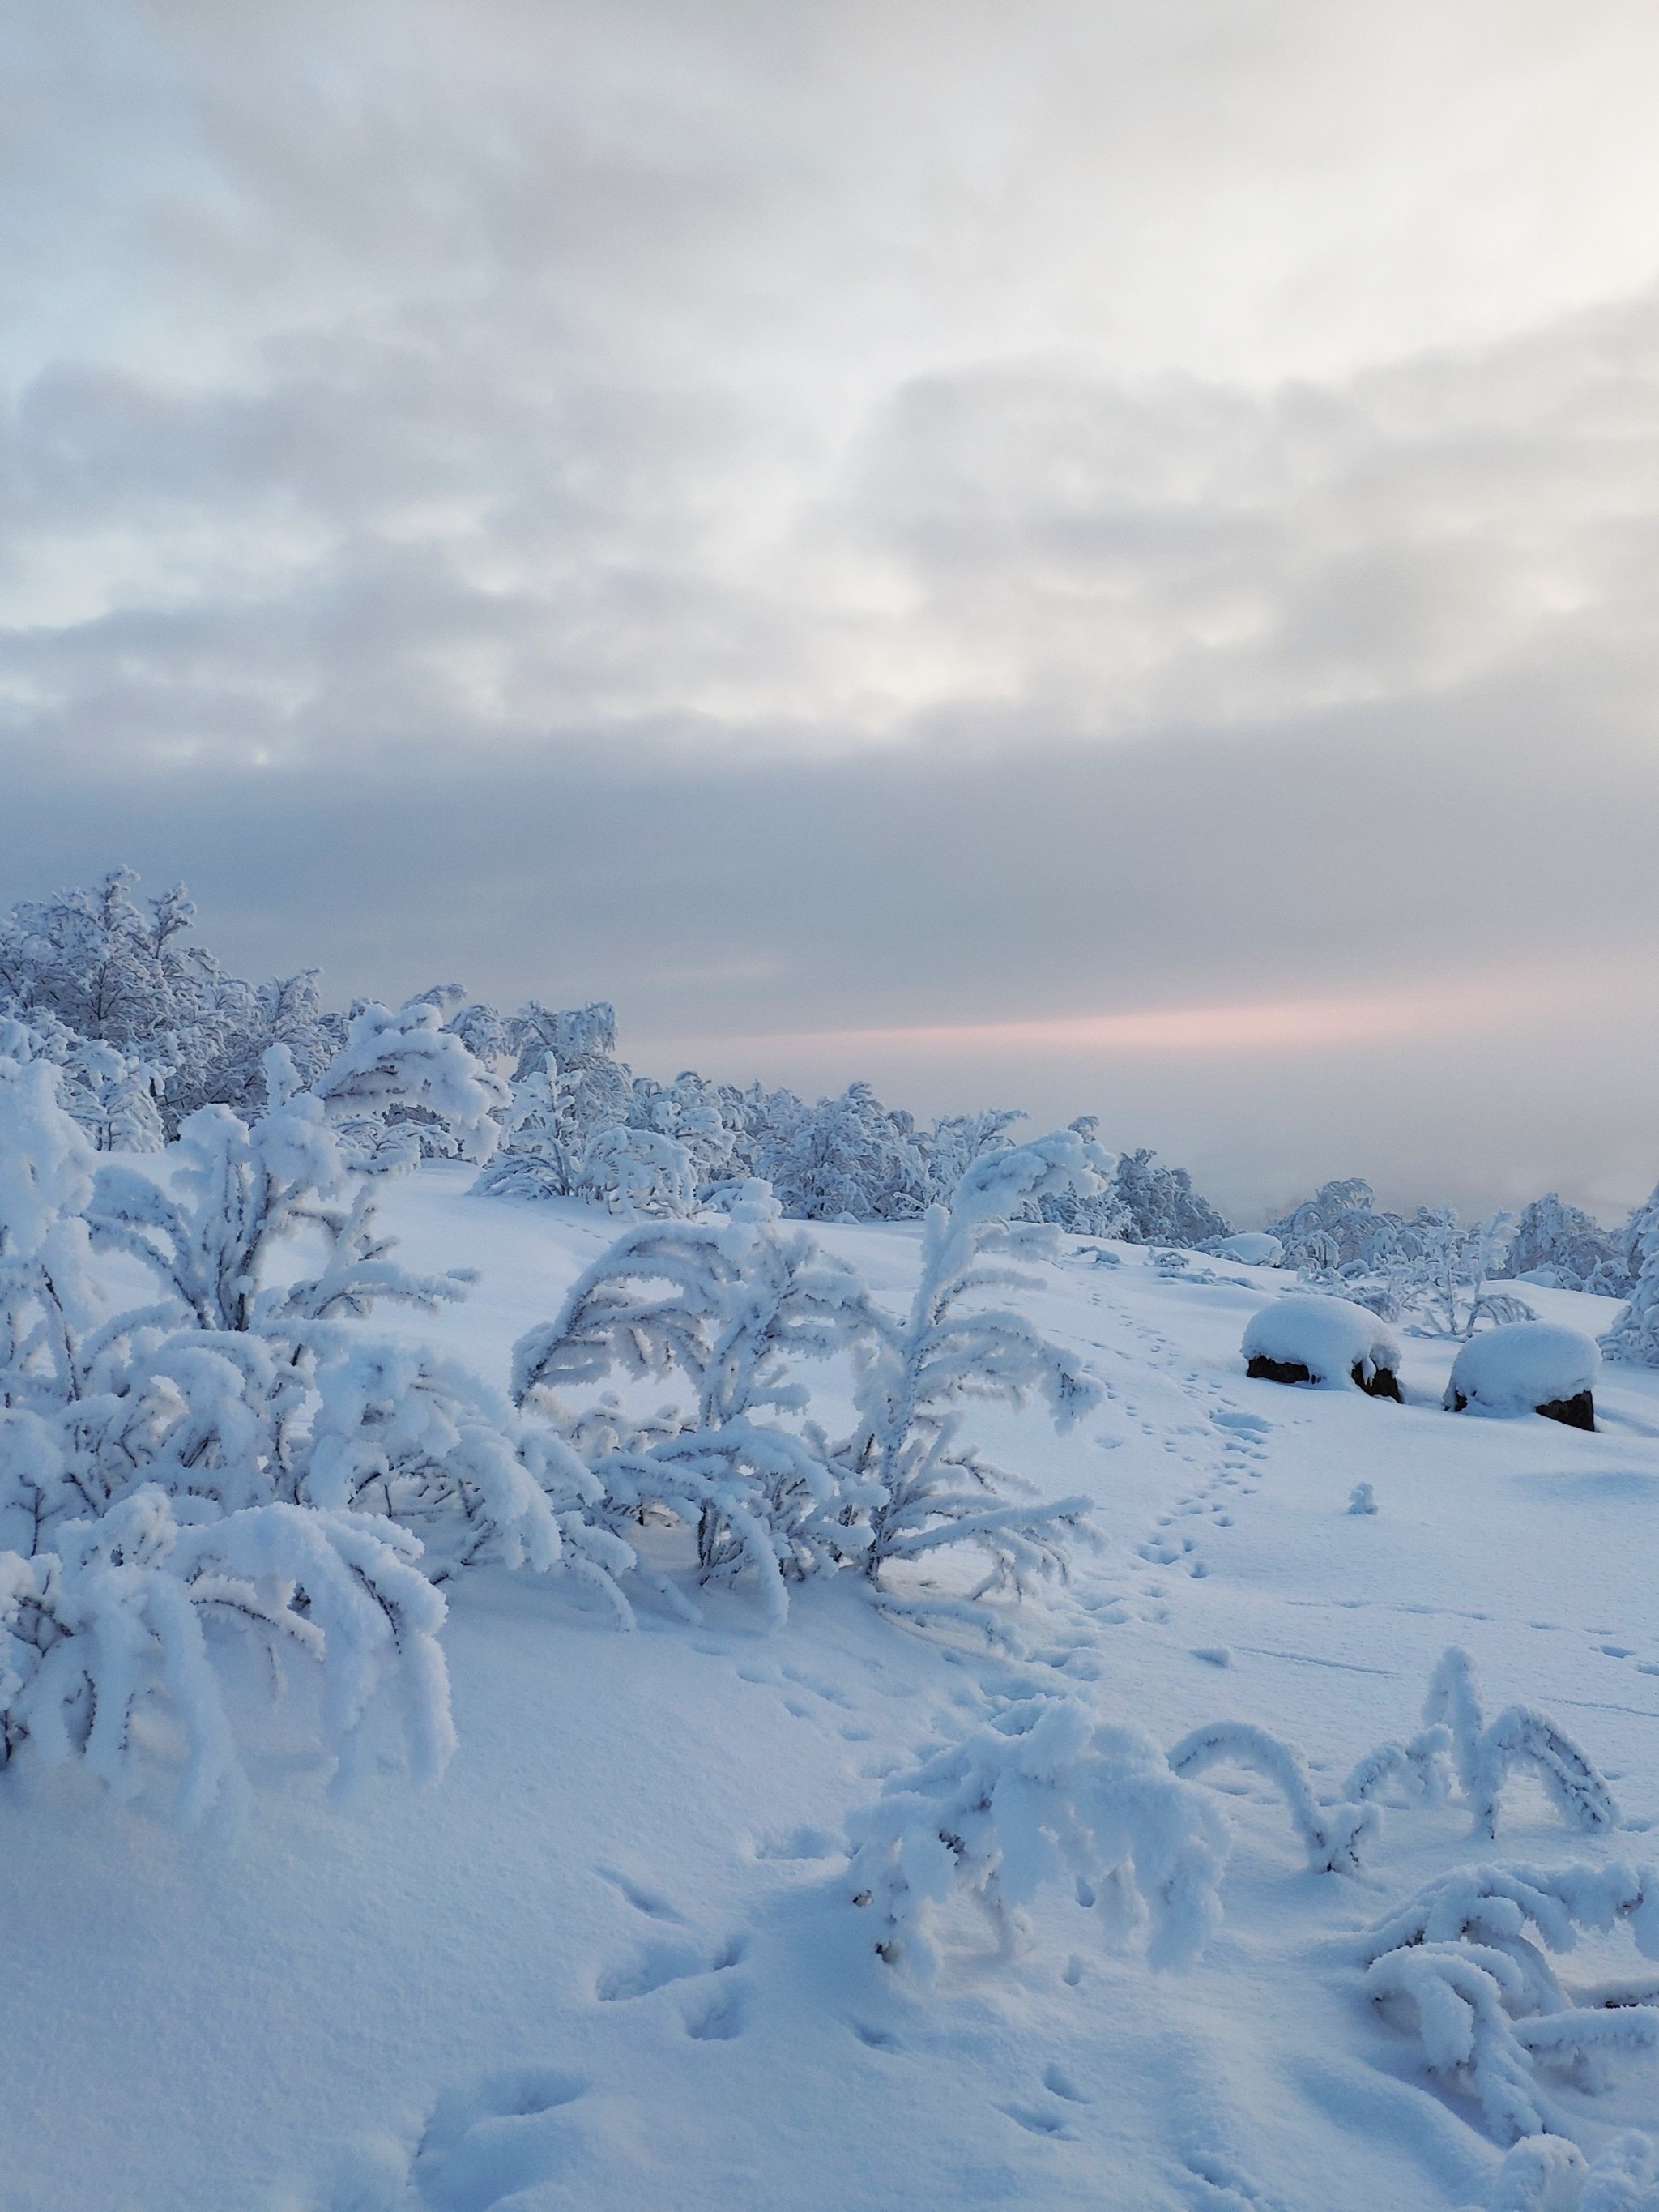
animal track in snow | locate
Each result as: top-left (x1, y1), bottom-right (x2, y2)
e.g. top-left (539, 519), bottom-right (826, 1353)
top-left (1003, 2102), bottom-right (1075, 2138)
top-left (684, 1981), bottom-right (748, 2041)
top-left (595, 1867), bottom-right (686, 1923)
top-left (410, 2066), bottom-right (589, 2212)
top-left (597, 1932), bottom-right (746, 2003)
top-left (1043, 2063), bottom-right (1089, 2103)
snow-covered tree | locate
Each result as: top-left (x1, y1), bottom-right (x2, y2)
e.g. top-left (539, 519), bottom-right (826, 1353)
top-left (1111, 1147), bottom-right (1230, 1247)
top-left (1600, 1183), bottom-right (1659, 1366)
top-left (1268, 1178), bottom-right (1402, 1275)
top-left (1498, 1191), bottom-right (1633, 1296)
top-left (512, 1185), bottom-right (876, 1621)
top-left (0, 1014), bottom-right (164, 1153)
top-left (1392, 1210), bottom-right (1535, 1340)
top-left (920, 1107), bottom-right (1027, 1202)
top-left (844, 1128), bottom-right (1107, 1628)
top-left (472, 1003), bottom-right (634, 1202)
top-left (751, 1082), bottom-right (932, 1222)
top-left (626, 1069), bottom-right (748, 1196)
top-left (0, 997), bottom-right (642, 1809)
top-left (1029, 1115), bottom-right (1132, 1238)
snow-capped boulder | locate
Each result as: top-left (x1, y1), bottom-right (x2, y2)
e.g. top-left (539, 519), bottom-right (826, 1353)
top-left (1241, 1295), bottom-right (1402, 1399)
top-left (1444, 1322), bottom-right (1600, 1429)
top-left (1206, 1232), bottom-right (1284, 1267)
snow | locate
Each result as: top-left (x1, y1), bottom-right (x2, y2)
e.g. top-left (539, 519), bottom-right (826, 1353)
top-left (1448, 1325), bottom-right (1603, 1417)
top-left (1240, 1291), bottom-right (1403, 1388)
top-left (6, 1169), bottom-right (1659, 2211)
top-left (1209, 1232), bottom-right (1284, 1266)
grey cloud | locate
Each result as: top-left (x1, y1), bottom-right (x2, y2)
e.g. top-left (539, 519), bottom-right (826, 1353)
top-left (3, 712), bottom-right (1657, 1223)
top-left (4, 0), bottom-right (1659, 1219)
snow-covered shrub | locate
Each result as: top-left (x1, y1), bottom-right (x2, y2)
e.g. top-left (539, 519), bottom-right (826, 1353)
top-left (1269, 1178), bottom-right (1402, 1275)
top-left (1446, 1326), bottom-right (1601, 1430)
top-left (512, 1133), bottom-right (1109, 1629)
top-left (1241, 1293), bottom-right (1402, 1397)
top-left (1362, 1862), bottom-right (1659, 2143)
top-left (921, 1107), bottom-right (1028, 1203)
top-left (512, 1185), bottom-right (877, 1622)
top-left (0, 1485), bottom-right (455, 1816)
top-left (1396, 1208), bottom-right (1537, 1341)
top-left (1111, 1147), bottom-right (1230, 1246)
top-left (311, 998), bottom-right (506, 1168)
top-left (1423, 1648), bottom-right (1618, 1841)
top-left (1480, 2133), bottom-right (1659, 2212)
top-left (845, 1693), bottom-right (1231, 1983)
top-left (0, 1008), bottom-right (617, 1805)
top-left (1601, 1185), bottom-right (1659, 1369)
top-left (1166, 1719), bottom-right (1378, 1873)
top-left (751, 1081), bottom-right (932, 1221)
top-left (1499, 1193), bottom-right (1634, 1297)
top-left (574, 1123), bottom-right (696, 1219)
top-left (1343, 1722), bottom-right (1454, 1804)
top-left (847, 1129), bottom-right (1107, 1629)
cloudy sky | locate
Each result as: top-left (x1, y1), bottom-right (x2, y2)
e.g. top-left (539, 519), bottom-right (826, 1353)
top-left (4, 0), bottom-right (1659, 1221)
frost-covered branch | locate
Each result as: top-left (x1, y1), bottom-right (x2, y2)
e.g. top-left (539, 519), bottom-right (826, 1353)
top-left (1361, 1861), bottom-right (1659, 2143)
top-left (846, 1695), bottom-right (1230, 1984)
top-left (1166, 1719), bottom-right (1378, 1874)
top-left (1424, 1648), bottom-right (1618, 1840)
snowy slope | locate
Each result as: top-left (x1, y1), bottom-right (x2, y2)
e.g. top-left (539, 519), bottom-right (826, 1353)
top-left (4, 1168), bottom-right (1658, 2212)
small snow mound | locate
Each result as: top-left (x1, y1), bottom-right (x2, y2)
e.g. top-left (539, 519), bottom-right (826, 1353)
top-left (1445, 1323), bottom-right (1600, 1422)
top-left (1241, 1295), bottom-right (1401, 1394)
top-left (1206, 1232), bottom-right (1283, 1266)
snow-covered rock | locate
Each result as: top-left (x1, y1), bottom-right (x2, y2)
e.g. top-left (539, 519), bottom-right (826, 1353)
top-left (1241, 1294), bottom-right (1402, 1398)
top-left (1207, 1232), bottom-right (1283, 1266)
top-left (1444, 1322), bottom-right (1601, 1428)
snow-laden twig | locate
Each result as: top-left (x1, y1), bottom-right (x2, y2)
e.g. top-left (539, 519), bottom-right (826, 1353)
top-left (1344, 1725), bottom-right (1455, 1808)
top-left (1425, 1649), bottom-right (1618, 1840)
top-left (1166, 1719), bottom-right (1379, 1873)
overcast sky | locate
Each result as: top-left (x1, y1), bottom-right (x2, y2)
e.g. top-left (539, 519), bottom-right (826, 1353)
top-left (3, 0), bottom-right (1658, 1222)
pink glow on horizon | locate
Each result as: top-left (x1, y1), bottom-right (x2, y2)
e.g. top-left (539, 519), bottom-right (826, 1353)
top-left (637, 968), bottom-right (1589, 1065)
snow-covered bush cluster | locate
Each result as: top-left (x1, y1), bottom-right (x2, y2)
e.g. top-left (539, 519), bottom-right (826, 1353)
top-left (2, 872), bottom-right (1234, 1236)
top-left (1265, 1180), bottom-right (1537, 1339)
top-left (1363, 1863), bottom-right (1659, 2145)
top-left (2, 985), bottom-right (1121, 1809)
top-left (0, 1009), bottom-right (520, 1812)
top-left (1264, 1170), bottom-right (1659, 1373)
top-left (1498, 1194), bottom-right (1636, 1298)
top-left (847, 1645), bottom-right (1653, 2154)
top-left (511, 1129), bottom-right (1111, 1634)
top-left (0, 871), bottom-right (346, 1149)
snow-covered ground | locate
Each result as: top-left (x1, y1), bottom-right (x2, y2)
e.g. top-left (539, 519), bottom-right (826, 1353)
top-left (6, 1168), bottom-right (1658, 2212)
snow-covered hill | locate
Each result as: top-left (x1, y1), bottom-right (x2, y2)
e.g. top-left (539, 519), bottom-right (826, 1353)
top-left (5, 1168), bottom-right (1658, 2212)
